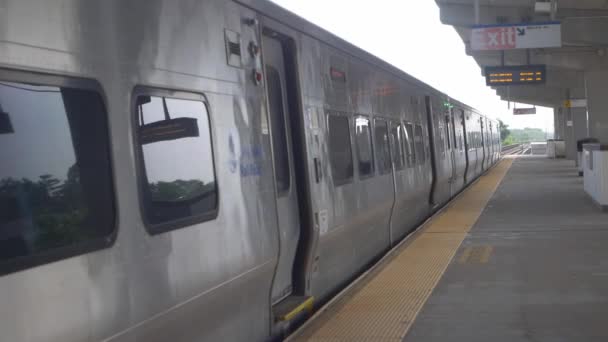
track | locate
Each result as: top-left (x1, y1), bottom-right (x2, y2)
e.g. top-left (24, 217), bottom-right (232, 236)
top-left (501, 143), bottom-right (529, 155)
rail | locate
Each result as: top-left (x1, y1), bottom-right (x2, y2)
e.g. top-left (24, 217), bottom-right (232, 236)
top-left (501, 143), bottom-right (528, 155)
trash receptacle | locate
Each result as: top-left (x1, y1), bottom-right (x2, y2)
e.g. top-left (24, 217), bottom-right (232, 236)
top-left (555, 139), bottom-right (565, 158)
top-left (547, 139), bottom-right (556, 158)
top-left (577, 138), bottom-right (599, 176)
top-left (548, 139), bottom-right (566, 158)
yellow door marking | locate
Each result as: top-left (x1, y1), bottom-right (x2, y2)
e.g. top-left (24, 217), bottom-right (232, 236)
top-left (459, 246), bottom-right (494, 264)
top-left (281, 297), bottom-right (315, 322)
top-left (290, 159), bottom-right (514, 341)
top-left (480, 246), bottom-right (493, 264)
top-left (458, 247), bottom-right (473, 264)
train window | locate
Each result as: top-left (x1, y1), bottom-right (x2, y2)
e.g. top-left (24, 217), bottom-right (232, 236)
top-left (328, 114), bottom-right (354, 185)
top-left (354, 116), bottom-right (374, 178)
top-left (0, 74), bottom-right (115, 275)
top-left (374, 119), bottom-right (391, 174)
top-left (414, 124), bottom-right (426, 164)
top-left (390, 122), bottom-right (405, 170)
top-left (404, 123), bottom-right (416, 166)
top-left (135, 89), bottom-right (218, 233)
top-left (266, 65), bottom-right (290, 195)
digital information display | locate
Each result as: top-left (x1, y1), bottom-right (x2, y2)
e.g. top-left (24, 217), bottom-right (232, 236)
top-left (485, 65), bottom-right (546, 86)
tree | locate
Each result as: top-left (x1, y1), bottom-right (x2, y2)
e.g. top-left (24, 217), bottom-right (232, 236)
top-left (499, 119), bottom-right (511, 142)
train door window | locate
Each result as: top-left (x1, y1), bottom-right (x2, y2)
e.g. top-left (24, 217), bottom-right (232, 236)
top-left (403, 123), bottom-right (415, 167)
top-left (355, 116), bottom-right (374, 178)
top-left (437, 122), bottom-right (445, 154)
top-left (135, 88), bottom-right (218, 233)
top-left (445, 116), bottom-right (451, 150)
top-left (374, 119), bottom-right (391, 174)
top-left (390, 122), bottom-right (405, 170)
top-left (458, 131), bottom-right (463, 152)
top-left (328, 114), bottom-right (354, 185)
top-left (414, 124), bottom-right (425, 164)
top-left (266, 65), bottom-right (290, 195)
top-left (460, 132), bottom-right (465, 152)
top-left (0, 73), bottom-right (115, 275)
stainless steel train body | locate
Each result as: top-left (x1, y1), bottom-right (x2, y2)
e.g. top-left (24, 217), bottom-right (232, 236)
top-left (0, 0), bottom-right (500, 341)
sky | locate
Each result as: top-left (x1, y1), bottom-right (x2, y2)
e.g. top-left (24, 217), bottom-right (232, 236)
top-left (269, 0), bottom-right (554, 133)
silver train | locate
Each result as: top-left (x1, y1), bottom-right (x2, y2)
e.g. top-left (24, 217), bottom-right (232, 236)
top-left (0, 0), bottom-right (500, 341)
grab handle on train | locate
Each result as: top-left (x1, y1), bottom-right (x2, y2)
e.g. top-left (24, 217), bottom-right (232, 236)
top-left (314, 157), bottom-right (322, 183)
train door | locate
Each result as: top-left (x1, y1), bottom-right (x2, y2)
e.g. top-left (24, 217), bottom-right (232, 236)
top-left (480, 117), bottom-right (486, 170)
top-left (488, 121), bottom-right (494, 163)
top-left (461, 110), bottom-right (469, 184)
top-left (263, 33), bottom-right (304, 304)
top-left (458, 109), bottom-right (469, 184)
top-left (445, 113), bottom-right (456, 196)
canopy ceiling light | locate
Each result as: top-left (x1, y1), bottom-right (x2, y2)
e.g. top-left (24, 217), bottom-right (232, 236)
top-left (535, 1), bottom-right (558, 18)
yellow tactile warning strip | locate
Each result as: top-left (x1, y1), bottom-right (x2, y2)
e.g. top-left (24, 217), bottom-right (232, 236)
top-left (291, 158), bottom-right (514, 342)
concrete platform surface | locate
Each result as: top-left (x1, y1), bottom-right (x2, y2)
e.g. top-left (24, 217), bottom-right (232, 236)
top-left (405, 156), bottom-right (608, 342)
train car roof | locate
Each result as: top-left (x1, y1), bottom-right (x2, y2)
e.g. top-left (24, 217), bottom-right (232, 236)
top-left (236, 0), bottom-right (490, 119)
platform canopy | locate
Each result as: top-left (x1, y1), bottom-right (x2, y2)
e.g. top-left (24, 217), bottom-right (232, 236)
top-left (435, 0), bottom-right (608, 107)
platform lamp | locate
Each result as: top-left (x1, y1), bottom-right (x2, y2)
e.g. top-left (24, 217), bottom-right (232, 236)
top-left (535, 1), bottom-right (557, 20)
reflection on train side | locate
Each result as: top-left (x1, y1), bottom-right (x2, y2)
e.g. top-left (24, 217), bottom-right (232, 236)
top-left (135, 93), bottom-right (218, 229)
top-left (0, 81), bottom-right (114, 271)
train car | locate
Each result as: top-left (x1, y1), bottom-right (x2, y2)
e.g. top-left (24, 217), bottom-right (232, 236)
top-left (0, 1), bottom-right (500, 341)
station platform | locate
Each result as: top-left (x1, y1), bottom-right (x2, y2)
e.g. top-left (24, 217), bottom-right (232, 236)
top-left (289, 156), bottom-right (608, 341)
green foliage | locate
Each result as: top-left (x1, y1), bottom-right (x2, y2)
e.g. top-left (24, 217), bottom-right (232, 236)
top-left (502, 127), bottom-right (548, 144)
top-left (498, 119), bottom-right (511, 141)
top-left (0, 165), bottom-right (89, 250)
top-left (148, 179), bottom-right (211, 202)
top-left (502, 135), bottom-right (515, 145)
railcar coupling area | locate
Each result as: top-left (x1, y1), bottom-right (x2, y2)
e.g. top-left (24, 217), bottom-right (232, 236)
top-left (290, 155), bottom-right (608, 341)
